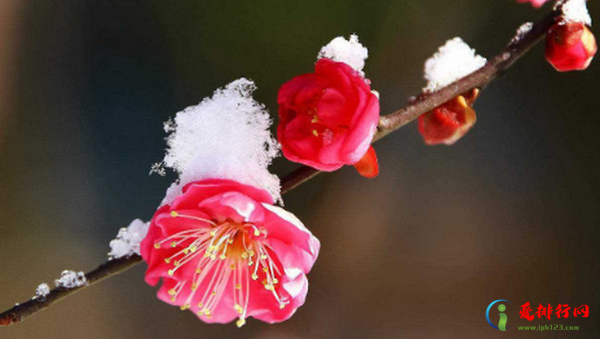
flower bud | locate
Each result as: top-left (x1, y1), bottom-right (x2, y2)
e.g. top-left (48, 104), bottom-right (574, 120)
top-left (545, 21), bottom-right (597, 72)
top-left (418, 89), bottom-right (479, 146)
top-left (353, 145), bottom-right (379, 178)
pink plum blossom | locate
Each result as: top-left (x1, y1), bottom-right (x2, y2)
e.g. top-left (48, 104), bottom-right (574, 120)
top-left (140, 179), bottom-right (320, 327)
top-left (277, 58), bottom-right (380, 176)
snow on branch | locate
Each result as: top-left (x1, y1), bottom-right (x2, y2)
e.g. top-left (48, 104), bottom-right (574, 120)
top-left (423, 37), bottom-right (486, 93)
top-left (108, 219), bottom-right (149, 260)
top-left (54, 271), bottom-right (87, 289)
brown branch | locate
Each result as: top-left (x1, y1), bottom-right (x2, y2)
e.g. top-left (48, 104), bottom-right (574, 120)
top-left (376, 10), bottom-right (558, 137)
top-left (0, 256), bottom-right (142, 326)
top-left (0, 4), bottom-right (566, 326)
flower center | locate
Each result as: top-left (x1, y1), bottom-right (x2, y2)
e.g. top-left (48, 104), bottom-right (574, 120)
top-left (153, 210), bottom-right (287, 327)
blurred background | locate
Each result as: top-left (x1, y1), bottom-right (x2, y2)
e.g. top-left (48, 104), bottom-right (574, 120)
top-left (1, 0), bottom-right (599, 338)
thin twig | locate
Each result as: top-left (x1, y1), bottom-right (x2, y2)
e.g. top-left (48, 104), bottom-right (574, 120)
top-left (0, 5), bottom-right (565, 326)
top-left (0, 256), bottom-right (142, 326)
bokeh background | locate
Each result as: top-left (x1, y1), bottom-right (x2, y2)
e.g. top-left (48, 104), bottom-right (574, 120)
top-left (1, 0), bottom-right (599, 338)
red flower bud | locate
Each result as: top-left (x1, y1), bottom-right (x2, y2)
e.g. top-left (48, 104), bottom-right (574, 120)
top-left (545, 21), bottom-right (597, 72)
top-left (353, 145), bottom-right (379, 178)
top-left (418, 89), bottom-right (479, 146)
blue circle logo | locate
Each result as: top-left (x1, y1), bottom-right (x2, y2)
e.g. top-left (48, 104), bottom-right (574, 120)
top-left (486, 299), bottom-right (511, 330)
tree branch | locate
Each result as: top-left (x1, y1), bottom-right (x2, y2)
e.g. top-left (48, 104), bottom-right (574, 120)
top-left (0, 256), bottom-right (142, 326)
top-left (0, 5), bottom-right (565, 326)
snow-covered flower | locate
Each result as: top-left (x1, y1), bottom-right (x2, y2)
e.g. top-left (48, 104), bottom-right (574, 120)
top-left (278, 35), bottom-right (380, 177)
top-left (418, 38), bottom-right (485, 146)
top-left (142, 79), bottom-right (320, 327)
top-left (140, 179), bottom-right (319, 327)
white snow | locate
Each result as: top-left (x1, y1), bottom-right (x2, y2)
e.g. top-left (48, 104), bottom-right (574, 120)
top-left (423, 37), bottom-right (487, 92)
top-left (318, 34), bottom-right (369, 76)
top-left (149, 162), bottom-right (166, 176)
top-left (108, 219), bottom-right (150, 259)
top-left (157, 78), bottom-right (281, 205)
top-left (560, 0), bottom-right (592, 26)
top-left (54, 270), bottom-right (87, 289)
top-left (33, 283), bottom-right (50, 299)
top-left (510, 22), bottom-right (533, 45)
